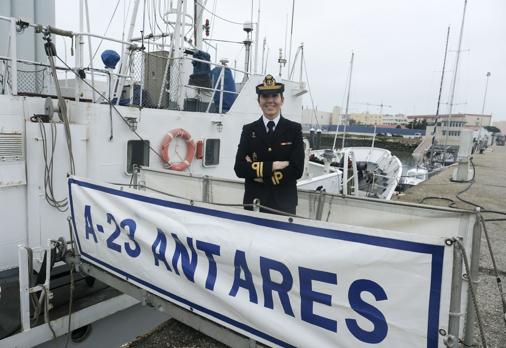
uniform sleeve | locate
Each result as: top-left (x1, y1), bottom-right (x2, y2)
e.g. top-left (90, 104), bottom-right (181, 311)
top-left (234, 126), bottom-right (273, 179)
top-left (270, 123), bottom-right (305, 186)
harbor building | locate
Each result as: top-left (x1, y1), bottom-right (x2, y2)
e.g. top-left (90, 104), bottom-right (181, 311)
top-left (408, 114), bottom-right (492, 145)
top-left (301, 106), bottom-right (342, 128)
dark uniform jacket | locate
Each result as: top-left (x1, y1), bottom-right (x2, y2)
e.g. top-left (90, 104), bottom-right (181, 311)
top-left (234, 115), bottom-right (305, 214)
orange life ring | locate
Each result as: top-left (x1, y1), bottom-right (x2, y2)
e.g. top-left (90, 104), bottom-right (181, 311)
top-left (160, 128), bottom-right (196, 171)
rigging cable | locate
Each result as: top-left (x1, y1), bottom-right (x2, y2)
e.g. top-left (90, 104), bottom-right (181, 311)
top-left (87, 0), bottom-right (122, 68)
top-left (195, 0), bottom-right (243, 25)
top-left (302, 54), bottom-right (320, 130)
top-left (54, 54), bottom-right (165, 163)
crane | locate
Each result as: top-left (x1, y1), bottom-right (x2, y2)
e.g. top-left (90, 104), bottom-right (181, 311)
top-left (355, 102), bottom-right (392, 115)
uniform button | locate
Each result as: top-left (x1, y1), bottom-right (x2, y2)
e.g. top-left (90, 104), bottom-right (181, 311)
top-left (268, 147), bottom-right (272, 152)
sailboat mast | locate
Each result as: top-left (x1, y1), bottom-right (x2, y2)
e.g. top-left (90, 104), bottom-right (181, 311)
top-left (429, 26), bottom-right (450, 166)
top-left (287, 0), bottom-right (295, 75)
top-left (436, 27), bottom-right (450, 119)
top-left (444, 0), bottom-right (468, 148)
top-left (341, 51), bottom-right (354, 149)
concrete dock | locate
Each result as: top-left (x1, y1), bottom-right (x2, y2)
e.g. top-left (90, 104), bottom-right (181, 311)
top-left (125, 146), bottom-right (506, 347)
top-left (394, 144), bottom-right (506, 347)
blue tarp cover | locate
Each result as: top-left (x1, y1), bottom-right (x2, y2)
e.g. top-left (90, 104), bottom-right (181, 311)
top-left (211, 67), bottom-right (236, 112)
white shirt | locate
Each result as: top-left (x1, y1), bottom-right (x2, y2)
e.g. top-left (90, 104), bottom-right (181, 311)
top-left (262, 114), bottom-right (281, 133)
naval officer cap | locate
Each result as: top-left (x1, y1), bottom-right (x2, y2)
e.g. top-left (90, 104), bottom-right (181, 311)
top-left (256, 74), bottom-right (285, 95)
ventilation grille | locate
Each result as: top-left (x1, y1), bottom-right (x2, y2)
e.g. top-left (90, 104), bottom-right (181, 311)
top-left (0, 133), bottom-right (23, 161)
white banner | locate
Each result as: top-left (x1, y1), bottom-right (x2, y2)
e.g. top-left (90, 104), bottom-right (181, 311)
top-left (69, 177), bottom-right (451, 348)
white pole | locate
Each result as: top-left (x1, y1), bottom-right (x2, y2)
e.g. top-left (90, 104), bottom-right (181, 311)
top-left (114, 0), bottom-right (141, 104)
top-left (76, 0), bottom-right (85, 101)
top-left (261, 37), bottom-right (266, 76)
top-left (481, 72), bottom-right (491, 114)
top-left (254, 1), bottom-right (260, 74)
top-left (444, 0), bottom-right (468, 148)
top-left (219, 66), bottom-right (225, 113)
top-left (299, 43), bottom-right (304, 84)
top-left (342, 52), bottom-right (354, 149)
top-left (371, 125), bottom-right (377, 148)
top-left (84, 0), bottom-right (96, 102)
top-left (287, 0), bottom-right (295, 75)
top-left (9, 19), bottom-right (17, 95)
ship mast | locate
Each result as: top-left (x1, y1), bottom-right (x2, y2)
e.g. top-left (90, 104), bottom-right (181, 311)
top-left (339, 51), bottom-right (354, 150)
top-left (443, 0), bottom-right (468, 150)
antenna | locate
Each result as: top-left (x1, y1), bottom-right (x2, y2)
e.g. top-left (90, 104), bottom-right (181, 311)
top-left (277, 48), bottom-right (286, 77)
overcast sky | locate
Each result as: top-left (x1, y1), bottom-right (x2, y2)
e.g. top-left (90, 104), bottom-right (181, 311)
top-left (56, 0), bottom-right (506, 120)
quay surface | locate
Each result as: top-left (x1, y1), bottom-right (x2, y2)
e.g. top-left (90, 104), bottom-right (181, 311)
top-left (125, 146), bottom-right (506, 347)
top-left (394, 144), bottom-right (506, 347)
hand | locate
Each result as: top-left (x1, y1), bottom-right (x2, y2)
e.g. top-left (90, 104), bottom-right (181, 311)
top-left (272, 161), bottom-right (289, 171)
top-left (245, 155), bottom-right (252, 163)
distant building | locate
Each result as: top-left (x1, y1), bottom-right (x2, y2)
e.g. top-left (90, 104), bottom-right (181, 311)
top-left (407, 114), bottom-right (492, 127)
top-left (348, 112), bottom-right (383, 125)
top-left (382, 114), bottom-right (408, 126)
top-left (411, 113), bottom-right (492, 145)
top-left (301, 106), bottom-right (342, 128)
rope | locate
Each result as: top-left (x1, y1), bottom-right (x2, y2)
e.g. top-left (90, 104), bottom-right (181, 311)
top-left (453, 238), bottom-right (487, 348)
top-left (107, 182), bottom-right (307, 219)
top-left (37, 118), bottom-right (69, 211)
top-left (302, 54), bottom-right (320, 130)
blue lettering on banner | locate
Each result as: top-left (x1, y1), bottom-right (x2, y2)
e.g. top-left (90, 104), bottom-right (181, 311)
top-left (345, 279), bottom-right (388, 344)
top-left (84, 205), bottom-right (97, 243)
top-left (299, 266), bottom-right (338, 332)
top-left (105, 213), bottom-right (122, 253)
top-left (121, 218), bottom-right (141, 258)
top-left (196, 241), bottom-right (221, 291)
top-left (171, 233), bottom-right (198, 282)
top-left (151, 228), bottom-right (173, 271)
top-left (229, 250), bottom-right (258, 304)
top-left (260, 257), bottom-right (294, 317)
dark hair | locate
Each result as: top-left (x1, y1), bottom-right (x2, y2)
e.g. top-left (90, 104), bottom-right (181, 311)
top-left (257, 93), bottom-right (284, 102)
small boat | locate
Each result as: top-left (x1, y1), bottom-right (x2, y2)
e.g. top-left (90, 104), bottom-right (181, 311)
top-left (303, 147), bottom-right (402, 200)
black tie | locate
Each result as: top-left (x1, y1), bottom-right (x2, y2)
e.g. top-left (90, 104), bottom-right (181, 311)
top-left (267, 121), bottom-right (275, 135)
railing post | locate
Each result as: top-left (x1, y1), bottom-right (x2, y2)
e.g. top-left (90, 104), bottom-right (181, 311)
top-left (9, 19), bottom-right (17, 95)
top-left (463, 213), bottom-right (482, 346)
top-left (219, 65), bottom-right (225, 114)
top-left (253, 198), bottom-right (260, 212)
top-left (202, 175), bottom-right (210, 203)
top-left (315, 190), bottom-right (326, 220)
top-left (17, 245), bottom-right (31, 331)
top-left (445, 238), bottom-right (464, 347)
top-left (74, 33), bottom-right (82, 101)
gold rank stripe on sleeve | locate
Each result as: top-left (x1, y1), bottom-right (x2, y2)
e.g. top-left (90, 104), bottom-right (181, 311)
top-left (271, 171), bottom-right (283, 185)
top-left (251, 161), bottom-right (263, 178)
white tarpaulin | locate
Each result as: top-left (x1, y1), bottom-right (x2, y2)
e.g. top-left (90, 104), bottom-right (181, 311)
top-left (69, 176), bottom-right (460, 348)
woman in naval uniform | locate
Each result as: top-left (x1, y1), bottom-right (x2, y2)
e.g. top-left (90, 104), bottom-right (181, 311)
top-left (234, 75), bottom-right (305, 215)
